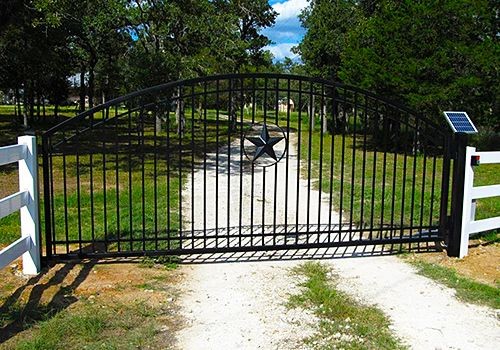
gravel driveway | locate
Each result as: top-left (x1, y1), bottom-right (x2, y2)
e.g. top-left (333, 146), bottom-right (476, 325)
top-left (176, 133), bottom-right (500, 350)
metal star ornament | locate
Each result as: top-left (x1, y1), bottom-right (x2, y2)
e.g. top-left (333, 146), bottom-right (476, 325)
top-left (246, 123), bottom-right (284, 161)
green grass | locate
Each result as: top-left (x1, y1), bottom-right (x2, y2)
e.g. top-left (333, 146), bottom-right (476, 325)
top-left (4, 300), bottom-right (163, 350)
top-left (406, 258), bottom-right (500, 309)
top-left (302, 132), bottom-right (444, 230)
top-left (473, 163), bottom-right (500, 226)
top-left (289, 262), bottom-right (407, 350)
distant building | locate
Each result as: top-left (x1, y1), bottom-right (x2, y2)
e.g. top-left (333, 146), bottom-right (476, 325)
top-left (278, 99), bottom-right (294, 113)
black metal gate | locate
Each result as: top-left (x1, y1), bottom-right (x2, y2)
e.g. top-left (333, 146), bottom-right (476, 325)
top-left (42, 73), bottom-right (453, 259)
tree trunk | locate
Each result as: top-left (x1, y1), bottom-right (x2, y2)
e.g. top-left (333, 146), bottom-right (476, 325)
top-left (54, 103), bottom-right (59, 118)
top-left (88, 66), bottom-right (95, 109)
top-left (322, 103), bottom-right (328, 134)
top-left (42, 97), bottom-right (46, 118)
top-left (14, 88), bottom-right (19, 119)
top-left (28, 81), bottom-right (35, 123)
top-left (79, 68), bottom-right (86, 112)
top-left (176, 88), bottom-right (185, 135)
top-left (309, 95), bottom-right (315, 131)
top-left (36, 91), bottom-right (41, 121)
top-left (23, 84), bottom-right (28, 129)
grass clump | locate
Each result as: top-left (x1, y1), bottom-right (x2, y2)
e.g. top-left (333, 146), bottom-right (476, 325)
top-left (289, 261), bottom-right (406, 350)
top-left (6, 300), bottom-right (162, 350)
top-left (406, 259), bottom-right (500, 309)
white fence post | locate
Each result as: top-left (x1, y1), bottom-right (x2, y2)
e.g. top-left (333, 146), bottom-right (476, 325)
top-left (459, 146), bottom-right (475, 258)
top-left (18, 136), bottom-right (41, 274)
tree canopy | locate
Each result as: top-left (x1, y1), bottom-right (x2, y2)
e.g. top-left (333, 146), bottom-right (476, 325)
top-left (0, 0), bottom-right (277, 124)
top-left (297, 0), bottom-right (499, 128)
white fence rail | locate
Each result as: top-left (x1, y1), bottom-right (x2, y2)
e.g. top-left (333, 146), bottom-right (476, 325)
top-left (0, 136), bottom-right (40, 274)
top-left (459, 147), bottom-right (500, 258)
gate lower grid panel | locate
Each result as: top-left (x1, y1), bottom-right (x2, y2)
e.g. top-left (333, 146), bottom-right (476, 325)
top-left (49, 224), bottom-right (441, 258)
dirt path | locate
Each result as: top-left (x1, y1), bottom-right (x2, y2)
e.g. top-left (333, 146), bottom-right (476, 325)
top-left (176, 133), bottom-right (500, 350)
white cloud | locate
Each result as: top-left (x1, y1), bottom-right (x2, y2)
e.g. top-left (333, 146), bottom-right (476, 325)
top-left (264, 43), bottom-right (299, 60)
top-left (272, 0), bottom-right (308, 22)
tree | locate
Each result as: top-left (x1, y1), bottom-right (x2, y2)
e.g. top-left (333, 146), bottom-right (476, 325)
top-left (0, 0), bottom-right (72, 126)
top-left (35, 0), bottom-right (132, 110)
top-left (339, 0), bottom-right (499, 126)
top-left (294, 0), bottom-right (362, 80)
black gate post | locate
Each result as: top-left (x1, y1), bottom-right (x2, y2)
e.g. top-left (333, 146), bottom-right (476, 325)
top-left (447, 132), bottom-right (468, 257)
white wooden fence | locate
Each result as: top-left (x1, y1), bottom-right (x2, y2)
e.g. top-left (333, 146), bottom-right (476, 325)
top-left (459, 147), bottom-right (500, 258)
top-left (0, 136), bottom-right (40, 274)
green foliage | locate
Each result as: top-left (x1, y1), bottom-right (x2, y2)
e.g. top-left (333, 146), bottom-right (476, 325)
top-left (297, 0), bottom-right (499, 129)
top-left (295, 0), bottom-right (362, 79)
top-left (0, 0), bottom-right (277, 127)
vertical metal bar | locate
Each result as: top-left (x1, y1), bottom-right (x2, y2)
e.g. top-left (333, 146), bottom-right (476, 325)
top-left (439, 136), bottom-right (451, 240)
top-left (379, 109), bottom-right (388, 238)
top-left (178, 88), bottom-right (183, 249)
top-left (360, 95), bottom-right (368, 238)
top-left (328, 86), bottom-right (336, 241)
top-left (166, 107), bottom-right (171, 250)
top-left (76, 133), bottom-right (82, 254)
top-left (273, 78), bottom-right (279, 244)
top-left (62, 153), bottom-right (69, 253)
top-left (349, 92), bottom-right (357, 239)
top-left (42, 137), bottom-right (53, 259)
top-left (215, 80), bottom-right (220, 247)
top-left (115, 106), bottom-right (121, 251)
top-left (250, 77), bottom-right (256, 245)
top-left (49, 143), bottom-right (56, 255)
top-left (390, 147), bottom-right (398, 240)
top-left (153, 106), bottom-right (158, 250)
top-left (419, 140), bottom-right (427, 234)
top-left (409, 118), bottom-right (420, 240)
top-left (127, 109), bottom-right (133, 250)
top-left (306, 82), bottom-right (313, 243)
top-left (203, 81), bottom-right (208, 248)
top-left (328, 86), bottom-right (340, 243)
top-left (227, 79), bottom-right (232, 247)
top-left (191, 85), bottom-right (195, 249)
top-left (141, 109), bottom-right (146, 250)
top-left (262, 78), bottom-right (268, 244)
top-left (399, 113), bottom-right (409, 239)
top-left (284, 78), bottom-right (291, 239)
top-left (338, 88), bottom-right (346, 241)
top-left (317, 84), bottom-right (325, 238)
top-left (369, 101), bottom-right (378, 241)
top-left (89, 116), bottom-right (95, 253)
top-left (295, 80), bottom-right (302, 243)
top-left (239, 78), bottom-right (244, 248)
top-left (429, 154), bottom-right (437, 228)
top-left (102, 116), bottom-right (108, 251)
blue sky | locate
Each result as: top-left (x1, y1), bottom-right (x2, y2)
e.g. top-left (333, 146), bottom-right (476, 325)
top-left (262, 0), bottom-right (308, 61)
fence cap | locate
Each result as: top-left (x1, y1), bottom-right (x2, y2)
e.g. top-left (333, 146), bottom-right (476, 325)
top-left (443, 111), bottom-right (478, 134)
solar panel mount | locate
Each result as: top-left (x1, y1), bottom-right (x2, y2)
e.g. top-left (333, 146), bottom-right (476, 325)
top-left (443, 111), bottom-right (478, 134)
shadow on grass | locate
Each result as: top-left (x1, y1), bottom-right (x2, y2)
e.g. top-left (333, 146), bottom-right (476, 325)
top-left (0, 259), bottom-right (96, 344)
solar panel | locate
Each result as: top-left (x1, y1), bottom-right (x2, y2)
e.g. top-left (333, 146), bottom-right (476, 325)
top-left (443, 111), bottom-right (478, 134)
